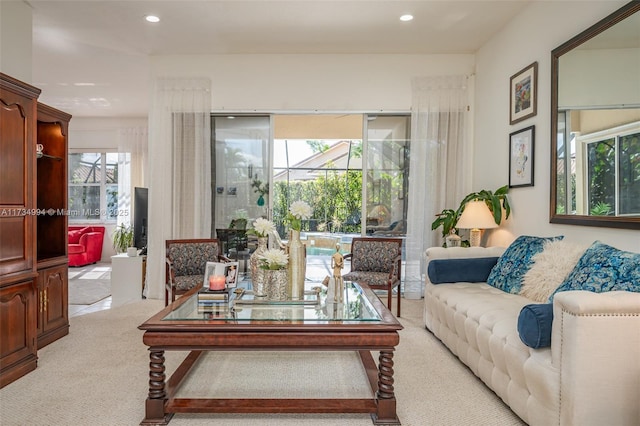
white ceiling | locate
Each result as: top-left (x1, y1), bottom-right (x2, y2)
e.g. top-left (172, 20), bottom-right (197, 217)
top-left (28, 0), bottom-right (533, 117)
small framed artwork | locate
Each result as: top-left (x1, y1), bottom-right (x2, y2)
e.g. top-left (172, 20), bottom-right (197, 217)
top-left (510, 62), bottom-right (538, 125)
top-left (509, 125), bottom-right (535, 188)
top-left (224, 262), bottom-right (239, 288)
top-left (203, 261), bottom-right (239, 290)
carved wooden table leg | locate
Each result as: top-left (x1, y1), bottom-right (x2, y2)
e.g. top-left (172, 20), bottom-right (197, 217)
top-left (372, 349), bottom-right (400, 425)
top-left (141, 349), bottom-right (170, 425)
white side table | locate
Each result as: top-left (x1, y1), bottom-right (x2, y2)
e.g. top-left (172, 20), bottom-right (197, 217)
top-left (111, 254), bottom-right (145, 307)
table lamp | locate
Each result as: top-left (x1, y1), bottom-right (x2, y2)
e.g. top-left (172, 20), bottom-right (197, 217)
top-left (456, 200), bottom-right (498, 247)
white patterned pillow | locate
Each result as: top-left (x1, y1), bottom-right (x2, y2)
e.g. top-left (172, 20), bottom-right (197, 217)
top-left (520, 240), bottom-right (588, 302)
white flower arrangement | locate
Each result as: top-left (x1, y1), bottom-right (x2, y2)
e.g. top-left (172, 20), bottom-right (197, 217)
top-left (259, 249), bottom-right (289, 270)
top-left (287, 200), bottom-right (312, 231)
top-left (250, 218), bottom-right (276, 238)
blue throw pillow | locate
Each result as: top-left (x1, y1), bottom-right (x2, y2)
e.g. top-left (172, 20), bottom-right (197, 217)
top-left (517, 303), bottom-right (553, 349)
top-left (427, 257), bottom-right (499, 284)
top-left (549, 241), bottom-right (640, 301)
top-left (487, 235), bottom-right (564, 294)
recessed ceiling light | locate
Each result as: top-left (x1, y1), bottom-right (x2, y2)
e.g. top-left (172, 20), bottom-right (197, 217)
top-left (145, 15), bottom-right (160, 23)
top-left (400, 14), bottom-right (414, 22)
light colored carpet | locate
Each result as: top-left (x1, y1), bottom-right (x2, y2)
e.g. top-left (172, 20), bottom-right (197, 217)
top-left (0, 297), bottom-right (525, 426)
top-left (68, 264), bottom-right (111, 305)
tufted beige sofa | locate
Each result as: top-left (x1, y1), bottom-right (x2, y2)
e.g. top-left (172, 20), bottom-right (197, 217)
top-left (423, 246), bottom-right (640, 426)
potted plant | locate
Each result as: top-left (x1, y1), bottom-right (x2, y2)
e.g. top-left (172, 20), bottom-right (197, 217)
top-left (112, 224), bottom-right (134, 254)
top-left (432, 185), bottom-right (511, 245)
top-left (459, 185), bottom-right (511, 225)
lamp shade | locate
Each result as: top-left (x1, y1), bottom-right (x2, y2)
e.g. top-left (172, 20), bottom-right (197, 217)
top-left (456, 201), bottom-right (498, 230)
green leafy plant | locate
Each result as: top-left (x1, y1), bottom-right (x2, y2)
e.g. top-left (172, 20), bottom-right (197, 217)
top-left (112, 224), bottom-right (134, 253)
top-left (251, 177), bottom-right (269, 197)
top-left (590, 201), bottom-right (612, 216)
top-left (459, 185), bottom-right (511, 225)
top-left (432, 185), bottom-right (511, 244)
top-left (431, 209), bottom-right (460, 240)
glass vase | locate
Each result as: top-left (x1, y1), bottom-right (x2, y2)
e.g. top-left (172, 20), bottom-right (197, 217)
top-left (287, 229), bottom-right (306, 300)
top-left (264, 269), bottom-right (288, 301)
top-left (250, 237), bottom-right (268, 297)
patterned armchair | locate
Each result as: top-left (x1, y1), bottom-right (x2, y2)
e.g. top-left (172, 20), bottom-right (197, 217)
top-left (343, 237), bottom-right (403, 317)
top-left (165, 239), bottom-right (226, 305)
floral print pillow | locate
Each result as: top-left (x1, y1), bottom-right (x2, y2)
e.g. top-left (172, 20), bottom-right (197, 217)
top-left (549, 241), bottom-right (640, 301)
top-left (486, 235), bottom-right (564, 294)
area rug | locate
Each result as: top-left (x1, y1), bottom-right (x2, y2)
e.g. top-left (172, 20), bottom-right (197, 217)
top-left (0, 297), bottom-right (525, 426)
top-left (68, 278), bottom-right (111, 305)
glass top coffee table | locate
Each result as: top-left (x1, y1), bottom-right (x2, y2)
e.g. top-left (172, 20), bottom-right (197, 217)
top-left (139, 281), bottom-right (403, 425)
top-left (163, 281), bottom-right (382, 322)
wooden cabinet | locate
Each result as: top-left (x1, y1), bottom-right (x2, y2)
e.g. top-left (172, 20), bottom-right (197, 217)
top-left (0, 279), bottom-right (38, 388)
top-left (0, 73), bottom-right (41, 388)
top-left (0, 73), bottom-right (71, 387)
top-left (36, 103), bottom-right (71, 348)
top-left (36, 262), bottom-right (69, 348)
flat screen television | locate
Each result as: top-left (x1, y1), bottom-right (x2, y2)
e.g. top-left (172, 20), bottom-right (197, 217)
top-left (133, 187), bottom-right (148, 252)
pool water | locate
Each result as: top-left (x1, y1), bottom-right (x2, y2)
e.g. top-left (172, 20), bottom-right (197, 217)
top-left (306, 247), bottom-right (348, 256)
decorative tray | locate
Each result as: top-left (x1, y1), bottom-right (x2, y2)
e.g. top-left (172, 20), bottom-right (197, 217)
top-left (232, 287), bottom-right (322, 306)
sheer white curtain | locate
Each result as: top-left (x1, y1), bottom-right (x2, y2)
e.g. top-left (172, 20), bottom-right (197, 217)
top-left (146, 78), bottom-right (212, 299)
top-left (117, 127), bottom-right (148, 227)
top-left (405, 75), bottom-right (471, 299)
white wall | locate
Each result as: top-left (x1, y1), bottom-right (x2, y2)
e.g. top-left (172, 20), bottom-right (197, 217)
top-left (69, 117), bottom-right (147, 150)
top-left (0, 0), bottom-right (32, 83)
top-left (474, 0), bottom-right (639, 252)
top-left (151, 54), bottom-right (475, 111)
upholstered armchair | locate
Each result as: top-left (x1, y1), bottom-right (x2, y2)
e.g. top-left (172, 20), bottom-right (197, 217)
top-left (165, 239), bottom-right (226, 305)
top-left (343, 237), bottom-right (402, 317)
top-left (68, 226), bottom-right (105, 267)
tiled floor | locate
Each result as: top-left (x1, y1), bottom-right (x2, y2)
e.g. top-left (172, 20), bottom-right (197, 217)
top-left (68, 263), bottom-right (113, 318)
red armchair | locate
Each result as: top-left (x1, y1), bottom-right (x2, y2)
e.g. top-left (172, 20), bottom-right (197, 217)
top-left (68, 226), bottom-right (105, 267)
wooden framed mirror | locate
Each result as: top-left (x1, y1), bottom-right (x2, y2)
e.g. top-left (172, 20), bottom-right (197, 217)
top-left (550, 1), bottom-right (640, 229)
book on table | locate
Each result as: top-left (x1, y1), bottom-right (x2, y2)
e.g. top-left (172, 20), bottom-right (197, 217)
top-left (197, 289), bottom-right (229, 301)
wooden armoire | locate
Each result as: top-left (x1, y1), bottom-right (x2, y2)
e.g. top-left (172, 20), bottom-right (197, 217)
top-left (0, 73), bottom-right (71, 388)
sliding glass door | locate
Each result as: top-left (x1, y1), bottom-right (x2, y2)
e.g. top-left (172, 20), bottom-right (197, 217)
top-left (212, 113), bottom-right (409, 247)
top-left (212, 115), bottom-right (270, 256)
top-left (364, 115), bottom-right (410, 237)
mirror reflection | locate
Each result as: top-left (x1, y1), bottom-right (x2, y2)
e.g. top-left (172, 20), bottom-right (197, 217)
top-left (552, 2), bottom-right (640, 228)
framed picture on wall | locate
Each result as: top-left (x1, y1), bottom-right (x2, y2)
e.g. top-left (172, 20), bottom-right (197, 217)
top-left (509, 125), bottom-right (535, 188)
top-left (509, 62), bottom-right (538, 125)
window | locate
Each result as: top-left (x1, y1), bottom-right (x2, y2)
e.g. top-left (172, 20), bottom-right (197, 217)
top-left (578, 122), bottom-right (640, 216)
top-left (68, 152), bottom-right (121, 222)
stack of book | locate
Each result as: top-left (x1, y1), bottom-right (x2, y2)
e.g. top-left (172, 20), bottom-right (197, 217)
top-left (197, 289), bottom-right (230, 314)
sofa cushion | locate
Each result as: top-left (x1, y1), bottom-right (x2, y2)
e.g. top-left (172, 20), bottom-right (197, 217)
top-left (343, 271), bottom-right (392, 287)
top-left (173, 275), bottom-right (204, 292)
top-left (517, 303), bottom-right (553, 348)
top-left (487, 235), bottom-right (564, 294)
top-left (520, 240), bottom-right (588, 302)
top-left (350, 240), bottom-right (399, 273)
top-left (550, 241), bottom-right (640, 301)
top-left (427, 257), bottom-right (499, 284)
top-left (167, 242), bottom-right (220, 276)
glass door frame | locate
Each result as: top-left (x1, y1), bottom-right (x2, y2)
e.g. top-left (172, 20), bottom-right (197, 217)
top-left (212, 111), bottom-right (410, 238)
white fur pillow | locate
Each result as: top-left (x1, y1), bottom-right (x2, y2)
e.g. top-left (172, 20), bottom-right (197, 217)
top-left (520, 240), bottom-right (588, 302)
